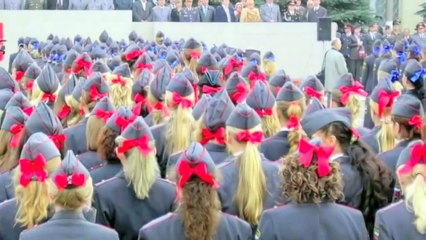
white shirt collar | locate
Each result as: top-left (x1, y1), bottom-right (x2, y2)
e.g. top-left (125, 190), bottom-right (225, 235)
top-left (330, 153), bottom-right (344, 162)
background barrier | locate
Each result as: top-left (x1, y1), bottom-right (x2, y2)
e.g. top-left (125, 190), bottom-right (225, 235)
top-left (0, 11), bottom-right (337, 79)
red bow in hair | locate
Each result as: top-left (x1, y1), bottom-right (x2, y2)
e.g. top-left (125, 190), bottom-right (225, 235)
top-left (275, 86), bottom-right (282, 96)
top-left (133, 93), bottom-right (153, 115)
top-left (15, 70), bottom-right (25, 82)
top-left (192, 83), bottom-right (199, 103)
top-left (95, 109), bottom-right (114, 123)
top-left (58, 105), bottom-right (72, 120)
top-left (49, 134), bottom-right (66, 149)
top-left (115, 115), bottom-right (136, 132)
top-left (339, 81), bottom-right (368, 105)
top-left (134, 93), bottom-right (146, 104)
top-left (89, 85), bottom-right (107, 101)
top-left (153, 101), bottom-right (164, 110)
top-left (65, 68), bottom-right (72, 74)
top-left (378, 89), bottom-right (399, 117)
top-left (136, 62), bottom-right (152, 71)
top-left (23, 107), bottom-right (34, 116)
top-left (177, 161), bottom-right (219, 198)
top-left (201, 66), bottom-right (208, 74)
top-left (54, 172), bottom-right (86, 191)
top-left (26, 80), bottom-right (34, 91)
top-left (286, 115), bottom-right (300, 130)
top-left (408, 115), bottom-right (423, 130)
top-left (202, 85), bottom-right (223, 95)
top-left (112, 74), bottom-right (126, 86)
top-left (10, 123), bottom-right (24, 148)
top-left (304, 86), bottom-right (322, 99)
top-left (117, 135), bottom-right (152, 156)
top-left (19, 154), bottom-right (48, 187)
top-left (248, 72), bottom-right (267, 89)
top-left (231, 82), bottom-right (248, 104)
top-left (255, 108), bottom-right (273, 118)
top-left (351, 128), bottom-right (361, 140)
top-left (172, 92), bottom-right (193, 108)
top-left (41, 92), bottom-right (56, 102)
top-left (200, 127), bottom-right (226, 145)
top-left (74, 57), bottom-right (92, 76)
top-left (223, 57), bottom-right (243, 76)
top-left (235, 130), bottom-right (263, 143)
top-left (125, 50), bottom-right (143, 61)
top-left (298, 138), bottom-right (334, 177)
top-left (189, 50), bottom-right (201, 59)
top-left (399, 142), bottom-right (426, 175)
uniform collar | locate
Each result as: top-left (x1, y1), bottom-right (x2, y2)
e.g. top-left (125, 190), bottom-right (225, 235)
top-left (51, 210), bottom-right (86, 221)
top-left (330, 153), bottom-right (344, 162)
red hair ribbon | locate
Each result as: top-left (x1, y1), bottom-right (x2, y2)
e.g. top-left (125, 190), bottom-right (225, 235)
top-left (26, 80), bottom-right (34, 91)
top-left (58, 105), bottom-right (72, 120)
top-left (134, 93), bottom-right (153, 113)
top-left (189, 50), bottom-right (201, 59)
top-left (339, 81), bottom-right (368, 105)
top-left (134, 93), bottom-right (146, 103)
top-left (377, 89), bottom-right (399, 117)
top-left (304, 86), bottom-right (322, 99)
top-left (351, 128), bottom-right (361, 140)
top-left (200, 127), bottom-right (226, 145)
top-left (286, 115), bottom-right (300, 130)
top-left (172, 92), bottom-right (193, 108)
top-left (224, 57), bottom-right (244, 76)
top-left (408, 114), bottom-right (423, 130)
top-left (231, 82), bottom-right (248, 104)
top-left (248, 72), bottom-right (267, 89)
top-left (125, 49), bottom-right (143, 61)
top-left (115, 114), bottom-right (136, 132)
top-left (41, 92), bottom-right (56, 102)
top-left (137, 62), bottom-right (152, 71)
top-left (117, 135), bottom-right (152, 156)
top-left (79, 107), bottom-right (85, 116)
top-left (19, 154), bottom-right (48, 187)
top-left (65, 68), bottom-right (72, 74)
top-left (192, 83), bottom-right (199, 104)
top-left (23, 106), bottom-right (34, 116)
top-left (298, 138), bottom-right (334, 177)
top-left (73, 57), bottom-right (92, 76)
top-left (255, 108), bottom-right (273, 118)
top-left (89, 85), bottom-right (107, 101)
top-left (398, 142), bottom-right (426, 175)
top-left (54, 172), bottom-right (86, 191)
top-left (177, 161), bottom-right (219, 198)
top-left (275, 86), bottom-right (282, 96)
top-left (112, 74), bottom-right (126, 86)
top-left (95, 109), bottom-right (114, 123)
top-left (153, 101), bottom-right (164, 110)
top-left (49, 134), bottom-right (66, 149)
top-left (202, 85), bottom-right (223, 95)
top-left (15, 70), bottom-right (25, 82)
top-left (235, 130), bottom-right (263, 143)
top-left (10, 123), bottom-right (24, 148)
top-left (201, 66), bottom-right (208, 74)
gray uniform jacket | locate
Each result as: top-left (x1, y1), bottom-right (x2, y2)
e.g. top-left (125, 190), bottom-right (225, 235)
top-left (0, 170), bottom-right (14, 203)
top-left (324, 48), bottom-right (348, 92)
top-left (199, 5), bottom-right (215, 22)
top-left (152, 6), bottom-right (172, 22)
top-left (257, 202), bottom-right (369, 240)
top-left (180, 7), bottom-right (201, 22)
top-left (87, 0), bottom-right (114, 9)
top-left (68, 0), bottom-right (89, 9)
top-left (19, 210), bottom-right (119, 240)
top-left (259, 3), bottom-right (281, 22)
top-left (0, 0), bottom-right (25, 9)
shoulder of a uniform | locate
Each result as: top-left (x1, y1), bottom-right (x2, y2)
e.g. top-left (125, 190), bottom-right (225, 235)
top-left (95, 176), bottom-right (121, 188)
top-left (0, 198), bottom-right (15, 207)
top-left (169, 150), bottom-right (183, 158)
top-left (262, 204), bottom-right (289, 215)
top-left (377, 200), bottom-right (404, 215)
top-left (336, 203), bottom-right (364, 215)
top-left (218, 159), bottom-right (233, 169)
top-left (141, 213), bottom-right (176, 231)
top-left (156, 178), bottom-right (176, 187)
top-left (150, 123), bottom-right (166, 131)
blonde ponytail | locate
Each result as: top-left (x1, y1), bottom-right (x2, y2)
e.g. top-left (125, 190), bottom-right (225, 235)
top-left (370, 101), bottom-right (395, 152)
top-left (86, 116), bottom-right (105, 151)
top-left (64, 95), bottom-right (83, 127)
top-left (262, 60), bottom-right (276, 78)
top-left (148, 90), bottom-right (166, 126)
top-left (405, 172), bottom-right (426, 234)
top-left (260, 106), bottom-right (280, 138)
top-left (107, 76), bottom-right (133, 108)
top-left (277, 99), bottom-right (305, 156)
top-left (49, 177), bottom-right (94, 210)
top-left (346, 95), bottom-right (363, 129)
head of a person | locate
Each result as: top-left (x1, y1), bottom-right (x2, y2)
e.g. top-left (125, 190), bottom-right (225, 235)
top-left (306, 0), bottom-right (313, 8)
top-left (403, 28), bottom-right (410, 36)
top-left (222, 0), bottom-right (230, 6)
top-left (416, 23), bottom-right (425, 34)
top-left (344, 24), bottom-right (353, 34)
top-left (265, 0), bottom-right (273, 5)
top-left (184, 0), bottom-right (193, 8)
top-left (353, 24), bottom-right (361, 35)
top-left (391, 94), bottom-right (424, 141)
top-left (368, 23), bottom-right (375, 32)
top-left (202, 0), bottom-right (209, 6)
top-left (331, 38), bottom-right (342, 50)
top-left (295, 0), bottom-right (301, 6)
top-left (158, 0), bottom-right (166, 6)
top-left (313, 0), bottom-right (320, 7)
top-left (288, 1), bottom-right (295, 10)
top-left (176, 0), bottom-right (183, 8)
top-left (246, 0), bottom-right (255, 8)
top-left (385, 25), bottom-right (392, 35)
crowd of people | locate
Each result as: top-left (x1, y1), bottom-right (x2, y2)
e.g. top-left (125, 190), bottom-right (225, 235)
top-left (0, 25), bottom-right (424, 240)
top-left (0, 0), bottom-right (327, 23)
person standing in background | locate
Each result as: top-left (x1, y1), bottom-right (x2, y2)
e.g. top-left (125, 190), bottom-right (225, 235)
top-left (0, 0), bottom-right (24, 9)
top-left (411, 23), bottom-right (426, 49)
top-left (283, 1), bottom-right (300, 22)
top-left (239, 0), bottom-right (260, 22)
top-left (25, 0), bottom-right (47, 9)
top-left (340, 24), bottom-right (352, 70)
top-left (113, 0), bottom-right (132, 9)
top-left (87, 0), bottom-right (115, 9)
top-left (294, 0), bottom-right (306, 21)
top-left (324, 38), bottom-right (348, 93)
top-left (69, 0), bottom-right (89, 9)
top-left (199, 0), bottom-right (215, 22)
top-left (152, 0), bottom-right (172, 21)
top-left (362, 23), bottom-right (381, 55)
top-left (47, 0), bottom-right (70, 9)
top-left (349, 24), bottom-right (365, 81)
top-left (171, 0), bottom-right (183, 21)
top-left (259, 0), bottom-right (281, 22)
top-left (306, 0), bottom-right (326, 22)
top-left (132, 0), bottom-right (154, 22)
top-left (180, 0), bottom-right (200, 22)
top-left (214, 0), bottom-right (236, 22)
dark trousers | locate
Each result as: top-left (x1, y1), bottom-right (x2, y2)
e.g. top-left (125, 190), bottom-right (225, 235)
top-left (349, 59), bottom-right (363, 81)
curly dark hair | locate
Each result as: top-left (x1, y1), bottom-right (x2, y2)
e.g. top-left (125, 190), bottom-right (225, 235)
top-left (179, 177), bottom-right (220, 240)
top-left (318, 121), bottom-right (392, 234)
top-left (282, 153), bottom-right (343, 204)
top-left (96, 126), bottom-right (119, 162)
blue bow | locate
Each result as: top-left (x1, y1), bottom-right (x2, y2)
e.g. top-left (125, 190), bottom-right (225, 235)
top-left (250, 59), bottom-right (258, 65)
top-left (382, 45), bottom-right (393, 55)
top-left (50, 53), bottom-right (60, 62)
top-left (373, 48), bottom-right (380, 56)
top-left (170, 59), bottom-right (180, 69)
top-left (398, 51), bottom-right (407, 63)
top-left (119, 44), bottom-right (127, 51)
top-left (410, 69), bottom-right (426, 83)
top-left (149, 45), bottom-right (157, 54)
top-left (265, 56), bottom-right (275, 62)
top-left (413, 45), bottom-right (422, 56)
top-left (110, 49), bottom-right (118, 57)
top-left (236, 53), bottom-right (244, 62)
top-left (159, 52), bottom-right (167, 60)
top-left (60, 54), bottom-right (66, 64)
top-left (31, 42), bottom-right (39, 50)
top-left (390, 70), bottom-right (400, 82)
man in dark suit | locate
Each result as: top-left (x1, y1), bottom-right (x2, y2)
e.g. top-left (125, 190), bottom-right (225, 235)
top-left (362, 23), bottom-right (382, 55)
top-left (306, 0), bottom-right (327, 22)
top-left (214, 0), bottom-right (236, 22)
top-left (340, 23), bottom-right (352, 70)
top-left (114, 0), bottom-right (133, 9)
top-left (47, 0), bottom-right (69, 9)
top-left (199, 0), bottom-right (215, 22)
top-left (133, 0), bottom-right (154, 22)
top-left (348, 24), bottom-right (364, 81)
top-left (383, 25), bottom-right (396, 46)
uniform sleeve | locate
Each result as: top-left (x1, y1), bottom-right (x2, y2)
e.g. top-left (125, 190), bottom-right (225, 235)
top-left (259, 6), bottom-right (267, 22)
top-left (256, 211), bottom-right (276, 240)
top-left (373, 211), bottom-right (391, 240)
top-left (93, 188), bottom-right (111, 226)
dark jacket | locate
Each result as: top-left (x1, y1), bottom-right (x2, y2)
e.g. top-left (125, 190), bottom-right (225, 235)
top-left (214, 5), bottom-right (236, 22)
top-left (340, 33), bottom-right (352, 59)
top-left (0, 170), bottom-right (14, 203)
top-left (260, 130), bottom-right (290, 161)
top-left (46, 0), bottom-right (69, 9)
top-left (77, 150), bottom-right (103, 171)
top-left (306, 5), bottom-right (327, 22)
top-left (132, 1), bottom-right (154, 22)
top-left (114, 0), bottom-right (132, 9)
top-left (64, 117), bottom-right (88, 155)
top-left (170, 8), bottom-right (181, 22)
top-left (90, 161), bottom-right (122, 184)
top-left (361, 54), bottom-right (377, 94)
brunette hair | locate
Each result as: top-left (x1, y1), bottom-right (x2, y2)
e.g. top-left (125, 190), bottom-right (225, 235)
top-left (96, 126), bottom-right (119, 162)
top-left (392, 115), bottom-right (425, 140)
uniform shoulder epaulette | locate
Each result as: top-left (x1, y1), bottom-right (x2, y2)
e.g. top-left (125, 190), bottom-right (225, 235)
top-left (169, 150), bottom-right (183, 158)
top-left (141, 212), bottom-right (176, 230)
top-left (88, 163), bottom-right (104, 172)
top-left (95, 176), bottom-right (119, 187)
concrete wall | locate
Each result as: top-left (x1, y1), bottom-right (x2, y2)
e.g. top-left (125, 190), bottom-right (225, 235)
top-left (399, 0), bottom-right (423, 31)
top-left (0, 10), bottom-right (337, 79)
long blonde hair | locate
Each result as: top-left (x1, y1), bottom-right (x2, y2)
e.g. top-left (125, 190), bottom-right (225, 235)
top-left (106, 75), bottom-right (133, 107)
top-left (14, 157), bottom-right (61, 228)
top-left (86, 115), bottom-right (106, 151)
top-left (226, 125), bottom-right (266, 225)
top-left (116, 137), bottom-right (159, 199)
top-left (165, 91), bottom-right (195, 154)
top-left (182, 48), bottom-right (201, 74)
top-left (370, 101), bottom-right (395, 152)
top-left (332, 90), bottom-right (364, 129)
top-left (147, 90), bottom-right (166, 126)
top-left (404, 165), bottom-right (426, 234)
top-left (262, 60), bottom-right (276, 79)
top-left (0, 130), bottom-right (25, 172)
top-left (64, 95), bottom-right (83, 127)
top-left (49, 177), bottom-right (94, 210)
top-left (260, 105), bottom-right (280, 138)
